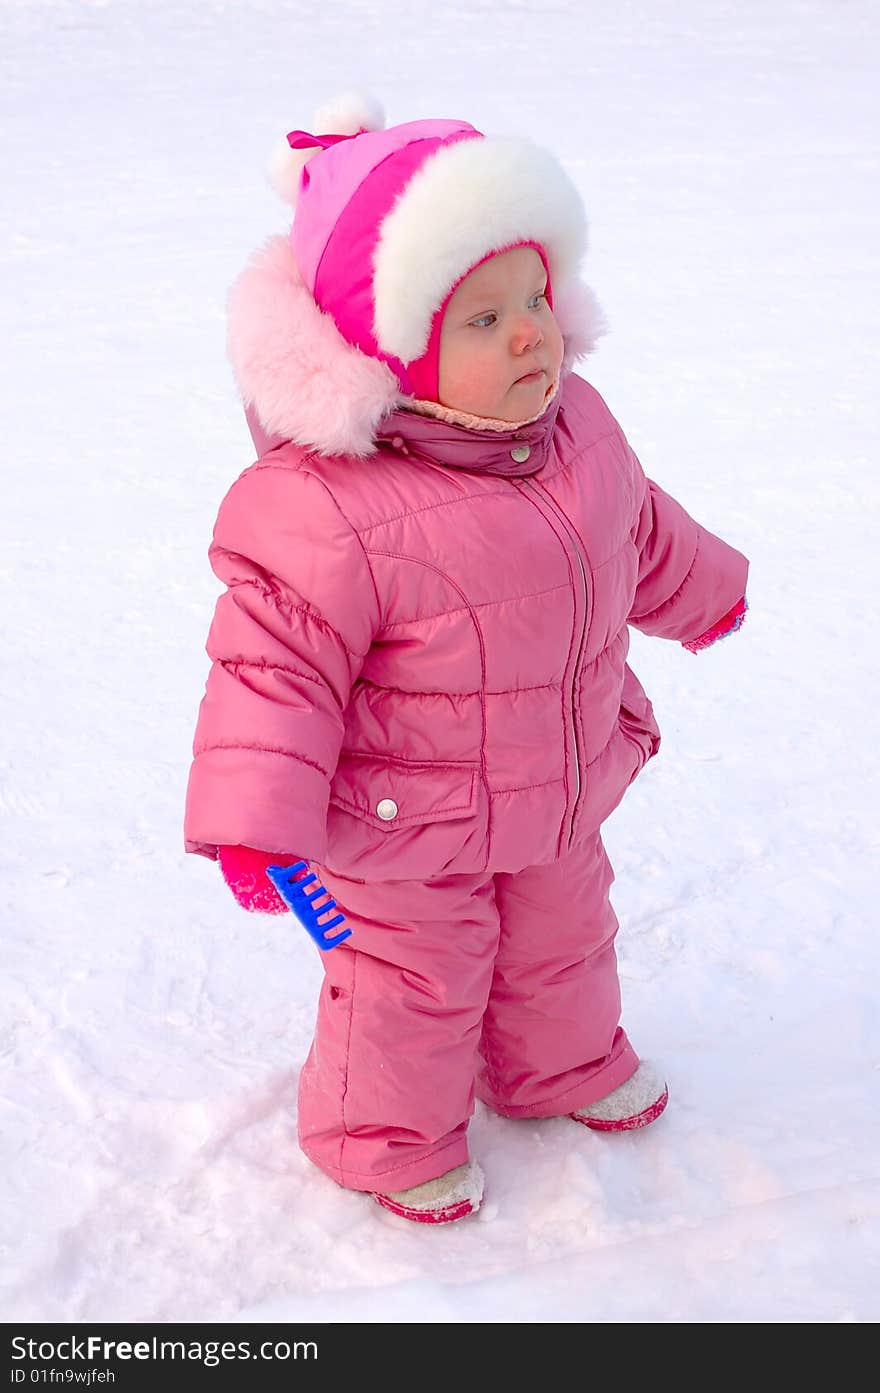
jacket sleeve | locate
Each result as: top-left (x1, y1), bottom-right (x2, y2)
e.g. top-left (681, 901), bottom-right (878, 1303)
top-left (184, 461), bottom-right (380, 862)
top-left (681, 593), bottom-right (748, 653)
top-left (626, 456), bottom-right (749, 648)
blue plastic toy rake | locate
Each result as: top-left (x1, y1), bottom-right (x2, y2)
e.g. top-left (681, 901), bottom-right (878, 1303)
top-left (265, 860), bottom-right (352, 951)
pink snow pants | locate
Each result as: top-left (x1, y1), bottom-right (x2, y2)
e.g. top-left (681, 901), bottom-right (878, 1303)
top-left (297, 828), bottom-right (639, 1193)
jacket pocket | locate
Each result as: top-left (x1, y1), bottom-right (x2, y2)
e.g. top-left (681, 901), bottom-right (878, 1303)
top-left (329, 753), bottom-right (478, 826)
top-left (617, 665), bottom-right (662, 774)
top-left (326, 753), bottom-right (485, 879)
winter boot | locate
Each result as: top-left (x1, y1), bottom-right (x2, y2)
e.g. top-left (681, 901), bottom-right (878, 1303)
top-left (570, 1060), bottom-right (668, 1132)
top-left (373, 1161), bottom-right (484, 1224)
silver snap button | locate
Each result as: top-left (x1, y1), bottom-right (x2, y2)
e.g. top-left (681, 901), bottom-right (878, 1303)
top-left (510, 444), bottom-right (531, 463)
top-left (376, 798), bottom-right (399, 821)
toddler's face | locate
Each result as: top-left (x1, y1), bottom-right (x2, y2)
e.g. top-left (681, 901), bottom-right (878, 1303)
top-left (437, 246), bottom-right (564, 420)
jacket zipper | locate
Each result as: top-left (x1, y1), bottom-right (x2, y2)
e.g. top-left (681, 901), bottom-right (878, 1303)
top-left (520, 477), bottom-right (591, 852)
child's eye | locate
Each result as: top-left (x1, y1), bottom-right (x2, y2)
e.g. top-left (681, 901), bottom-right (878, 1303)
top-left (471, 293), bottom-right (547, 329)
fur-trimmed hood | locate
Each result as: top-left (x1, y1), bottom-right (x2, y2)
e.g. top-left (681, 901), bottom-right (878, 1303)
top-left (227, 233), bottom-right (607, 461)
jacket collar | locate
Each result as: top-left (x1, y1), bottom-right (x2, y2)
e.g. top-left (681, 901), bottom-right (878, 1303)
top-left (374, 372), bottom-right (565, 478)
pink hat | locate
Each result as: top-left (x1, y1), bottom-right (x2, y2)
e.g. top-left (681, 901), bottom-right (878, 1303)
top-left (271, 93), bottom-right (585, 400)
top-left (228, 92), bottom-right (607, 457)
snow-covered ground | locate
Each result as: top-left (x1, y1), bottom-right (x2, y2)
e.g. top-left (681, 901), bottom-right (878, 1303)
top-left (2, 0), bottom-right (878, 1323)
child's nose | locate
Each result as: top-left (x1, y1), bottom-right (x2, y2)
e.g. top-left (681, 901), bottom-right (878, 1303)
top-left (511, 315), bottom-right (543, 350)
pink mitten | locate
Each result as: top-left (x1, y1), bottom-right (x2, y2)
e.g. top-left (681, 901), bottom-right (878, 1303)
top-left (218, 844), bottom-right (301, 915)
top-left (682, 594), bottom-right (748, 654)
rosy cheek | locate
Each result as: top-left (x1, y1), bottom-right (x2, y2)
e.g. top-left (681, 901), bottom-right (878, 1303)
top-left (468, 360), bottom-right (499, 392)
top-left (447, 349), bottom-right (491, 393)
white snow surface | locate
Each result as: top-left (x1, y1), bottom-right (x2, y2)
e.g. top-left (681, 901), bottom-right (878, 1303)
top-left (2, 0), bottom-right (878, 1324)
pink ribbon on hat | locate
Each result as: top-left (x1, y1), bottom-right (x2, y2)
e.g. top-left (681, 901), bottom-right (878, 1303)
top-left (286, 128), bottom-right (368, 151)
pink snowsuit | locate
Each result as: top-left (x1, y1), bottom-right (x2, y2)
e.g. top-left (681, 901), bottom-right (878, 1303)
top-left (184, 362), bottom-right (748, 1193)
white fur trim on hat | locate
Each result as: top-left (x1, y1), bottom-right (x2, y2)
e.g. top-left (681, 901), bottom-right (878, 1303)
top-left (372, 134), bottom-right (588, 365)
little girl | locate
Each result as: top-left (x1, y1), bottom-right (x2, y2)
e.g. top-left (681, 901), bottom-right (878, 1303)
top-left (184, 92), bottom-right (749, 1224)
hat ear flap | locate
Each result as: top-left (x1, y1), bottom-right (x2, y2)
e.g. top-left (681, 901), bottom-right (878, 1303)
top-left (227, 235), bottom-right (401, 459)
top-left (554, 278), bottom-right (608, 369)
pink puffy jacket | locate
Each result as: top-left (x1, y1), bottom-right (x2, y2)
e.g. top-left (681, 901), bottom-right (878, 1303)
top-left (184, 367), bottom-right (748, 882)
